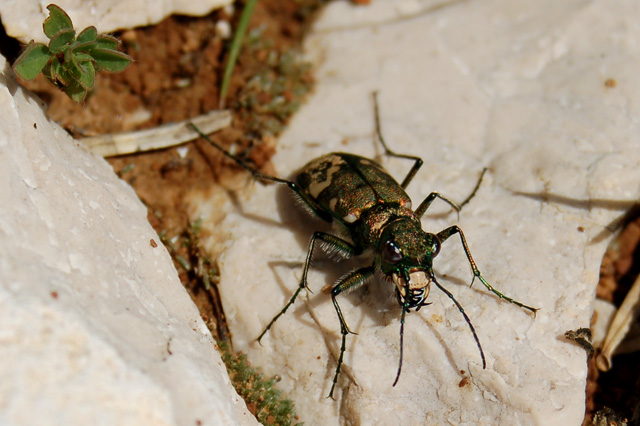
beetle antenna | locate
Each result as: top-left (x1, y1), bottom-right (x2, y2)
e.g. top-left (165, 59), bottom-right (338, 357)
top-left (432, 276), bottom-right (487, 369)
top-left (393, 300), bottom-right (410, 387)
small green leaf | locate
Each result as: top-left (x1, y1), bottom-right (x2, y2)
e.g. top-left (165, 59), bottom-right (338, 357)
top-left (71, 53), bottom-right (83, 74)
top-left (64, 44), bottom-right (72, 65)
top-left (96, 34), bottom-right (119, 50)
top-left (71, 40), bottom-right (98, 54)
top-left (46, 56), bottom-right (62, 81)
top-left (13, 42), bottom-right (51, 80)
top-left (74, 61), bottom-right (95, 90)
top-left (67, 52), bottom-right (85, 79)
top-left (62, 42), bottom-right (96, 65)
top-left (90, 48), bottom-right (132, 73)
top-left (65, 79), bottom-right (88, 102)
top-left (55, 67), bottom-right (72, 86)
top-left (48, 28), bottom-right (75, 53)
top-left (43, 4), bottom-right (73, 39)
top-left (76, 26), bottom-right (97, 44)
top-left (42, 62), bottom-right (53, 81)
top-left (74, 52), bottom-right (93, 63)
top-left (75, 55), bottom-right (91, 73)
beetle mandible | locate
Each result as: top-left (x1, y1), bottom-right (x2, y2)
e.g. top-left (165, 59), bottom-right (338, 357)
top-left (192, 92), bottom-right (538, 399)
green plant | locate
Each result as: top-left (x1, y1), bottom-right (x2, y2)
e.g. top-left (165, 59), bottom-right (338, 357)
top-left (12, 4), bottom-right (132, 102)
top-left (218, 341), bottom-right (302, 426)
top-left (219, 0), bottom-right (257, 108)
top-left (235, 44), bottom-right (312, 138)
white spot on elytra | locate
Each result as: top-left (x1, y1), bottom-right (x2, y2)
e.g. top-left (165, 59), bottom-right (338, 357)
top-left (307, 163), bottom-right (341, 198)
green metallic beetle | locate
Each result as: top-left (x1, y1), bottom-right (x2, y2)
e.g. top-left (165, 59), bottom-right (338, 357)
top-left (192, 93), bottom-right (537, 399)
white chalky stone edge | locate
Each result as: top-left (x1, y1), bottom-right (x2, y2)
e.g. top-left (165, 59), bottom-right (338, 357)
top-left (0, 0), bottom-right (233, 44)
top-left (0, 56), bottom-right (259, 426)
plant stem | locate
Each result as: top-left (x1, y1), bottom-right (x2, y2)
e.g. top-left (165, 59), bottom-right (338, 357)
top-left (219, 0), bottom-right (258, 108)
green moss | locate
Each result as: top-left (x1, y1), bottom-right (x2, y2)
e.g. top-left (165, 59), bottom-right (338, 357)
top-left (218, 341), bottom-right (302, 426)
top-left (233, 25), bottom-right (313, 139)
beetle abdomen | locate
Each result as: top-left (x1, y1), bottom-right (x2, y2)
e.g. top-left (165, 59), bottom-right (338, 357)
top-left (296, 153), bottom-right (412, 225)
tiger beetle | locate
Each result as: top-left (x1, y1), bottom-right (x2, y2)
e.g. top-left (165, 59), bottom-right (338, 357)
top-left (191, 92), bottom-right (538, 399)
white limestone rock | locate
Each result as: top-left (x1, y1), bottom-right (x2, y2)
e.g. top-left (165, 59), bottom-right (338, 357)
top-left (193, 0), bottom-right (640, 425)
top-left (0, 56), bottom-right (258, 426)
top-left (0, 0), bottom-right (232, 44)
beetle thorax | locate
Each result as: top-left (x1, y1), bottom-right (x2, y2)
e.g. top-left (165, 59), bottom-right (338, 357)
top-left (359, 203), bottom-right (415, 246)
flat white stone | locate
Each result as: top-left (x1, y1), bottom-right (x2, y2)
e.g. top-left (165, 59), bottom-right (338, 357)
top-left (0, 56), bottom-right (258, 426)
top-left (0, 0), bottom-right (232, 43)
top-left (194, 0), bottom-right (640, 425)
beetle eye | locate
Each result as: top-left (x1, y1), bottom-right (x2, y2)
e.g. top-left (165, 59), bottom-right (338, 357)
top-left (432, 239), bottom-right (441, 257)
top-left (383, 241), bottom-right (403, 264)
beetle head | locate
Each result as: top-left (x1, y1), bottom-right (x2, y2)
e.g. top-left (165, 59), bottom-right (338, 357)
top-left (378, 219), bottom-right (441, 309)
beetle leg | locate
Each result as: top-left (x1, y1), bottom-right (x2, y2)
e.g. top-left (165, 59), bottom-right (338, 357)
top-left (414, 169), bottom-right (488, 218)
top-left (437, 226), bottom-right (538, 315)
top-left (257, 232), bottom-right (360, 343)
top-left (372, 92), bottom-right (423, 189)
top-left (414, 192), bottom-right (461, 218)
top-left (330, 266), bottom-right (375, 334)
top-left (458, 168), bottom-right (487, 209)
top-left (328, 265), bottom-right (375, 399)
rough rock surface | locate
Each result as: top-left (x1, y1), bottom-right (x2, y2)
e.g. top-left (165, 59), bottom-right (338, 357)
top-left (0, 56), bottom-right (257, 426)
top-left (194, 1), bottom-right (640, 425)
top-left (0, 0), bottom-right (232, 43)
